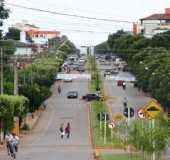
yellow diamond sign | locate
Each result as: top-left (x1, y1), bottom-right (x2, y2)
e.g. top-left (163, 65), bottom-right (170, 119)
top-left (143, 99), bottom-right (162, 119)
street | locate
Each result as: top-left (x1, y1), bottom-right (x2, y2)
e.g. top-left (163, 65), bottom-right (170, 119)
top-left (0, 79), bottom-right (92, 160)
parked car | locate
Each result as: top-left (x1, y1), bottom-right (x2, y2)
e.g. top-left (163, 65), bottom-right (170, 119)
top-left (67, 91), bottom-right (78, 98)
top-left (63, 78), bottom-right (73, 82)
top-left (82, 93), bottom-right (102, 101)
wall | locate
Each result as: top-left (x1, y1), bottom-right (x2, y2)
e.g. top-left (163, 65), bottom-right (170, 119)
top-left (15, 47), bottom-right (32, 56)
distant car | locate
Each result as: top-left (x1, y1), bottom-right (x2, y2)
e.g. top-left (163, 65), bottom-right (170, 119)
top-left (82, 93), bottom-right (102, 101)
top-left (63, 78), bottom-right (73, 82)
top-left (110, 69), bottom-right (119, 75)
top-left (67, 91), bottom-right (78, 98)
top-left (77, 67), bottom-right (85, 72)
top-left (104, 70), bottom-right (111, 77)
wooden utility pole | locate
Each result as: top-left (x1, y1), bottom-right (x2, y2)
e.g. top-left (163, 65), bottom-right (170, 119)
top-left (14, 57), bottom-right (19, 95)
top-left (0, 48), bottom-right (3, 144)
top-left (0, 48), bottom-right (3, 94)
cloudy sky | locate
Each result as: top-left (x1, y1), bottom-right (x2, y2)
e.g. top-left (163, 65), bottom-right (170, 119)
top-left (3, 0), bottom-right (170, 46)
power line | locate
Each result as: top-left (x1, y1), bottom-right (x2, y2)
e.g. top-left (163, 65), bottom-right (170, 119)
top-left (6, 2), bottom-right (133, 24)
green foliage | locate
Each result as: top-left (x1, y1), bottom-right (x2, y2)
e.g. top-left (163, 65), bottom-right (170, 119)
top-left (21, 123), bottom-right (30, 131)
top-left (0, 40), bottom-right (16, 55)
top-left (0, 1), bottom-right (10, 39)
top-left (96, 30), bottom-right (170, 110)
top-left (0, 95), bottom-right (28, 131)
top-left (95, 41), bottom-right (110, 54)
top-left (128, 116), bottom-right (170, 157)
top-left (5, 27), bottom-right (32, 42)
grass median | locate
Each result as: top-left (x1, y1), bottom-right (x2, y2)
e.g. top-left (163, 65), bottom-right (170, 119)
top-left (100, 153), bottom-right (144, 160)
top-left (90, 101), bottom-right (124, 148)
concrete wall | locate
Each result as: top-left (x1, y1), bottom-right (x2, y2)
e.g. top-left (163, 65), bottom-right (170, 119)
top-left (15, 47), bottom-right (32, 56)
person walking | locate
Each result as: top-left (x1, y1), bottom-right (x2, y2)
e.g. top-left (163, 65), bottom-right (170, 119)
top-left (11, 133), bottom-right (19, 152)
top-left (58, 85), bottom-right (61, 95)
top-left (123, 97), bottom-right (127, 107)
top-left (5, 133), bottom-right (12, 155)
top-left (65, 123), bottom-right (71, 139)
top-left (122, 81), bottom-right (126, 90)
top-left (59, 123), bottom-right (64, 139)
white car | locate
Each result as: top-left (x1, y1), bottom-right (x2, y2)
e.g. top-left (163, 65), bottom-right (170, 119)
top-left (63, 78), bottom-right (73, 82)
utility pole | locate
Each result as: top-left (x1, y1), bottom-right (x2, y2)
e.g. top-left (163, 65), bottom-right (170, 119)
top-left (0, 48), bottom-right (3, 144)
top-left (0, 48), bottom-right (3, 94)
top-left (14, 57), bottom-right (19, 95)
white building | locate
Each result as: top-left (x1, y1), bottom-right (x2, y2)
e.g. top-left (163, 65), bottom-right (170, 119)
top-left (26, 30), bottom-right (61, 45)
top-left (134, 8), bottom-right (170, 37)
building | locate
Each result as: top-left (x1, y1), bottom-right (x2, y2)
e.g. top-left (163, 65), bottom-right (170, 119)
top-left (12, 20), bottom-right (39, 32)
top-left (133, 8), bottom-right (170, 37)
top-left (15, 41), bottom-right (32, 56)
top-left (27, 30), bottom-right (60, 45)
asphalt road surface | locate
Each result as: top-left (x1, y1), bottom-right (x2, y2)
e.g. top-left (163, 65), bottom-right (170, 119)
top-left (0, 79), bottom-right (92, 160)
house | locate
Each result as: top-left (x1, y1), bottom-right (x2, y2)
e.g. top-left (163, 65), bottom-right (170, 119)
top-left (15, 41), bottom-right (33, 56)
top-left (133, 8), bottom-right (170, 37)
top-left (27, 30), bottom-right (60, 45)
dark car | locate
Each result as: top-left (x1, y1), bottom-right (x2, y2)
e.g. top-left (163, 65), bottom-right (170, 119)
top-left (67, 91), bottom-right (78, 98)
top-left (77, 67), bottom-right (85, 72)
top-left (82, 93), bottom-right (102, 101)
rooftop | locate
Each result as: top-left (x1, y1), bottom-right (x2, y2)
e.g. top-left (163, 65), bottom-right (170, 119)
top-left (27, 30), bottom-right (60, 35)
top-left (141, 14), bottom-right (170, 21)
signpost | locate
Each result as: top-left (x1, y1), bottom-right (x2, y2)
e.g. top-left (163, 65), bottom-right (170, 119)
top-left (143, 99), bottom-right (162, 119)
top-left (123, 107), bottom-right (134, 118)
top-left (142, 99), bottom-right (162, 160)
top-left (137, 108), bottom-right (145, 119)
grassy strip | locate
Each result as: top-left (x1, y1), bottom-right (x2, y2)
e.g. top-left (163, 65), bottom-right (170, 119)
top-left (88, 55), bottom-right (124, 148)
top-left (100, 153), bottom-right (145, 160)
top-left (90, 101), bottom-right (124, 148)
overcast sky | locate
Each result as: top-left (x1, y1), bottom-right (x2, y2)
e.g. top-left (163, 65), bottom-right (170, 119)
top-left (2, 0), bottom-right (170, 46)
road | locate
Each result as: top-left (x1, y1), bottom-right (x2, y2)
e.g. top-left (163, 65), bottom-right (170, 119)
top-left (0, 79), bottom-right (92, 160)
top-left (98, 61), bottom-right (150, 118)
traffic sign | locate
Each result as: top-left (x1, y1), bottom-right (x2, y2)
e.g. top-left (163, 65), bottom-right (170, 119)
top-left (143, 99), bottom-right (162, 119)
top-left (108, 122), bottom-right (116, 129)
top-left (137, 108), bottom-right (145, 119)
top-left (123, 107), bottom-right (134, 118)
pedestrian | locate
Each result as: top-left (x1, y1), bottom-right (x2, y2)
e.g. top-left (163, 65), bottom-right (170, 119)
top-left (58, 85), bottom-right (61, 94)
top-left (11, 133), bottom-right (19, 152)
top-left (122, 81), bottom-right (126, 90)
top-left (5, 133), bottom-right (12, 155)
top-left (123, 97), bottom-right (127, 107)
top-left (59, 123), bottom-right (64, 139)
top-left (65, 123), bottom-right (71, 139)
top-left (42, 101), bottom-right (47, 110)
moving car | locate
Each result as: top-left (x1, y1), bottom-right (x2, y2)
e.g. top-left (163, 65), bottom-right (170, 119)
top-left (67, 91), bottom-right (78, 98)
top-left (82, 93), bottom-right (102, 101)
top-left (104, 70), bottom-right (111, 77)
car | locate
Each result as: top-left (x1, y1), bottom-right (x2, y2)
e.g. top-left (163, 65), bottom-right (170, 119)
top-left (110, 69), bottom-right (119, 75)
top-left (63, 78), bottom-right (73, 82)
top-left (67, 91), bottom-right (78, 98)
top-left (82, 93), bottom-right (102, 101)
top-left (104, 70), bottom-right (111, 77)
top-left (77, 67), bottom-right (85, 72)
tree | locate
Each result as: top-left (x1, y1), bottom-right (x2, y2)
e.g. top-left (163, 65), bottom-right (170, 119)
top-left (0, 95), bottom-right (28, 131)
top-left (0, 0), bottom-right (10, 39)
top-left (128, 116), bottom-right (170, 159)
top-left (0, 40), bottom-right (16, 55)
top-left (5, 27), bottom-right (32, 42)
